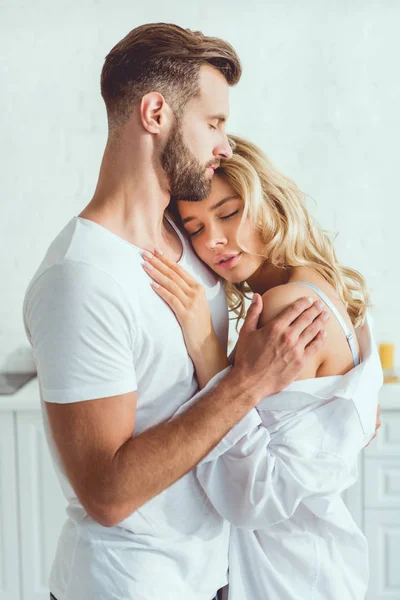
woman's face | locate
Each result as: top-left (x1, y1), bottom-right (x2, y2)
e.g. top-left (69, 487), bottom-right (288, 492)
top-left (177, 174), bottom-right (266, 283)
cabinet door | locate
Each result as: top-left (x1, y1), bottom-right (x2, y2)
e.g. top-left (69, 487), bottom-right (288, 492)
top-left (365, 510), bottom-right (400, 599)
top-left (16, 411), bottom-right (66, 600)
top-left (0, 414), bottom-right (21, 600)
top-left (365, 458), bottom-right (400, 509)
top-left (364, 411), bottom-right (400, 458)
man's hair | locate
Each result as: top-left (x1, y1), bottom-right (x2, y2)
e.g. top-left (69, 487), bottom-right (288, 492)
top-left (101, 23), bottom-right (242, 126)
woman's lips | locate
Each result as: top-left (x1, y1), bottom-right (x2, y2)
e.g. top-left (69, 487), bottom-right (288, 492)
top-left (216, 253), bottom-right (242, 270)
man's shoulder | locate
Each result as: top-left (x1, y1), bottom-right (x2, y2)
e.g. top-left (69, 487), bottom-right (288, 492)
top-left (27, 217), bottom-right (145, 296)
top-left (23, 218), bottom-right (142, 319)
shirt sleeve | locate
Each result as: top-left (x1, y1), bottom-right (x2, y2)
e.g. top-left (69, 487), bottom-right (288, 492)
top-left (196, 395), bottom-right (372, 529)
top-left (24, 261), bottom-right (137, 403)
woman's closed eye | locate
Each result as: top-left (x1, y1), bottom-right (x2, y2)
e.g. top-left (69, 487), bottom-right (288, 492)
top-left (187, 211), bottom-right (240, 238)
top-left (188, 225), bottom-right (204, 238)
top-left (220, 210), bottom-right (239, 220)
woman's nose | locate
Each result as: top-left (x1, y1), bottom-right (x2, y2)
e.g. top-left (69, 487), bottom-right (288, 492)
top-left (206, 233), bottom-right (228, 250)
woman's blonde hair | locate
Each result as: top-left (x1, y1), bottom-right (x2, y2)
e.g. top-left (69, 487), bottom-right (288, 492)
top-left (218, 135), bottom-right (369, 328)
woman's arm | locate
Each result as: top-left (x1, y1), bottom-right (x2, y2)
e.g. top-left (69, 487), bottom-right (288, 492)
top-left (142, 250), bottom-right (229, 388)
top-left (195, 286), bottom-right (380, 529)
top-left (196, 395), bottom-right (376, 529)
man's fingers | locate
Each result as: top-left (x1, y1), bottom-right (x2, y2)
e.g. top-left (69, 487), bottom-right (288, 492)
top-left (275, 296), bottom-right (319, 329)
top-left (303, 330), bottom-right (327, 360)
top-left (240, 294), bottom-right (263, 335)
top-left (298, 312), bottom-right (329, 348)
top-left (289, 301), bottom-right (328, 340)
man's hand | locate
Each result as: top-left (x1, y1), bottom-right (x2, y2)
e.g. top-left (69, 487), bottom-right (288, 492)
top-left (232, 293), bottom-right (328, 400)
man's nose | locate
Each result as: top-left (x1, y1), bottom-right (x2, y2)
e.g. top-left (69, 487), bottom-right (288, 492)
top-left (214, 133), bottom-right (233, 161)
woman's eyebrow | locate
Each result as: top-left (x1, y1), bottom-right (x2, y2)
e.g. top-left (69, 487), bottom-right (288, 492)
top-left (210, 195), bottom-right (239, 210)
top-left (181, 196), bottom-right (238, 225)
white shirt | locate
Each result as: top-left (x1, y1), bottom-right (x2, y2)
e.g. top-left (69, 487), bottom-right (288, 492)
top-left (194, 316), bottom-right (382, 600)
top-left (23, 216), bottom-right (230, 600)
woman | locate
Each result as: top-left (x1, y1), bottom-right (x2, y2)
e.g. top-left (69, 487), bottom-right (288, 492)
top-left (141, 136), bottom-right (382, 599)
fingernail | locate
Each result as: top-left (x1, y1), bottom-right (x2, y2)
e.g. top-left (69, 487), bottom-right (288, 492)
top-left (251, 294), bottom-right (257, 305)
top-left (151, 281), bottom-right (159, 288)
top-left (307, 297), bottom-right (314, 305)
top-left (322, 311), bottom-right (330, 321)
top-left (316, 301), bottom-right (324, 310)
top-left (154, 248), bottom-right (163, 255)
top-left (142, 261), bottom-right (153, 270)
top-left (142, 251), bottom-right (154, 260)
top-left (322, 330), bottom-right (327, 339)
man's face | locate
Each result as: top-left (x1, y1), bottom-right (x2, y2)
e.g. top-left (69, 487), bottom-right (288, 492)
top-left (161, 65), bottom-right (233, 202)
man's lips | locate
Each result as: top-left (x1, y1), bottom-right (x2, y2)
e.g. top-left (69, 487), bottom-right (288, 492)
top-left (214, 252), bottom-right (242, 269)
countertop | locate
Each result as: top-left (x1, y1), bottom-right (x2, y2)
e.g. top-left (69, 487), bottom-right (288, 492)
top-left (0, 377), bottom-right (399, 412)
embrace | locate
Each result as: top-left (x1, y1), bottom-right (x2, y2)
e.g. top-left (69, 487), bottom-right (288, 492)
top-left (24, 23), bottom-right (382, 600)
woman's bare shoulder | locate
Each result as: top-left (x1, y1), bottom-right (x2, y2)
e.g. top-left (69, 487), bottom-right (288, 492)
top-left (259, 282), bottom-right (318, 327)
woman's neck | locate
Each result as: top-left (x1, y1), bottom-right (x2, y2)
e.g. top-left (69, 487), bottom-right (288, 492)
top-left (246, 261), bottom-right (292, 295)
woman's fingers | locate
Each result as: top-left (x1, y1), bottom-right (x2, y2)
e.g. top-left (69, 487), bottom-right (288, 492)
top-left (142, 251), bottom-right (192, 293)
top-left (142, 259), bottom-right (190, 307)
top-left (152, 250), bottom-right (199, 289)
top-left (149, 280), bottom-right (185, 316)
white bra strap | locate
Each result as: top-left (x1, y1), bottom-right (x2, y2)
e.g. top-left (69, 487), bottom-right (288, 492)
top-left (289, 282), bottom-right (360, 367)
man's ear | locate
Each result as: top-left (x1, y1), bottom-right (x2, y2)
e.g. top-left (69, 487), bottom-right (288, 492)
top-left (140, 92), bottom-right (171, 134)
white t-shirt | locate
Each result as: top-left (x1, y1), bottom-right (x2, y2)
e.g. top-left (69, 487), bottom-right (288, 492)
top-left (196, 316), bottom-right (382, 600)
top-left (23, 216), bottom-right (230, 600)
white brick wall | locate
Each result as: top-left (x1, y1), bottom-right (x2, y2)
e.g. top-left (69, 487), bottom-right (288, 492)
top-left (1, 0), bottom-right (398, 366)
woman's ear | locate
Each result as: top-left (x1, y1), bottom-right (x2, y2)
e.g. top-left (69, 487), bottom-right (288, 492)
top-left (140, 92), bottom-right (170, 134)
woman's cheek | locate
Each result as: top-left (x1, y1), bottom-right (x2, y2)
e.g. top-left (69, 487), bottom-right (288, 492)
top-left (192, 240), bottom-right (212, 269)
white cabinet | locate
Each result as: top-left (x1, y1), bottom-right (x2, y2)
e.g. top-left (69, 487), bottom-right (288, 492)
top-left (365, 399), bottom-right (400, 600)
top-left (0, 382), bottom-right (66, 600)
top-left (345, 386), bottom-right (400, 600)
top-left (0, 415), bottom-right (21, 600)
top-left (1, 380), bottom-right (400, 599)
top-left (365, 510), bottom-right (400, 599)
top-left (16, 411), bottom-right (67, 600)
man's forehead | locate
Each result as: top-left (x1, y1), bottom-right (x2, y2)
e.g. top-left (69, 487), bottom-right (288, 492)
top-left (197, 64), bottom-right (230, 116)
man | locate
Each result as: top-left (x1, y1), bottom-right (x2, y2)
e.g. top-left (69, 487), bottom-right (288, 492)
top-left (24, 23), bottom-right (328, 600)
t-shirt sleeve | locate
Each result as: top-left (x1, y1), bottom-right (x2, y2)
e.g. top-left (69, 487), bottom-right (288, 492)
top-left (24, 261), bottom-right (137, 403)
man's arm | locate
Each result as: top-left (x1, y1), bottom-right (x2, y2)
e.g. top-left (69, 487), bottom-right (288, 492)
top-left (45, 294), bottom-right (327, 527)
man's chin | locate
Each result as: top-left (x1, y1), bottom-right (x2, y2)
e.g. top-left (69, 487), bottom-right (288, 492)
top-left (171, 183), bottom-right (211, 203)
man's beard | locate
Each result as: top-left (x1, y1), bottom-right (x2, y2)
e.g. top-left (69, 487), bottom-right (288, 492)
top-left (161, 122), bottom-right (213, 202)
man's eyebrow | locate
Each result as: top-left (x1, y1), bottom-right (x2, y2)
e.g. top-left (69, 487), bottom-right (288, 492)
top-left (208, 114), bottom-right (227, 122)
top-left (181, 196), bottom-right (239, 225)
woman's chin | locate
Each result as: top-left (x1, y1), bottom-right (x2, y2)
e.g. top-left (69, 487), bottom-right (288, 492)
top-left (218, 272), bottom-right (246, 285)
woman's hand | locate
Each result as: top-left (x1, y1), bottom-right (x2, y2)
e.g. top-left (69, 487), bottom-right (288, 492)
top-left (142, 250), bottom-right (229, 388)
top-left (141, 250), bottom-right (214, 354)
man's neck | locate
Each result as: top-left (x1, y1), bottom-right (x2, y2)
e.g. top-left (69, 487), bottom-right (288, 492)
top-left (79, 137), bottom-right (179, 257)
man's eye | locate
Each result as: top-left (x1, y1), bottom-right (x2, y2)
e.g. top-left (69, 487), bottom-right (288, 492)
top-left (188, 226), bottom-right (203, 237)
top-left (209, 124), bottom-right (218, 131)
top-left (221, 210), bottom-right (239, 220)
